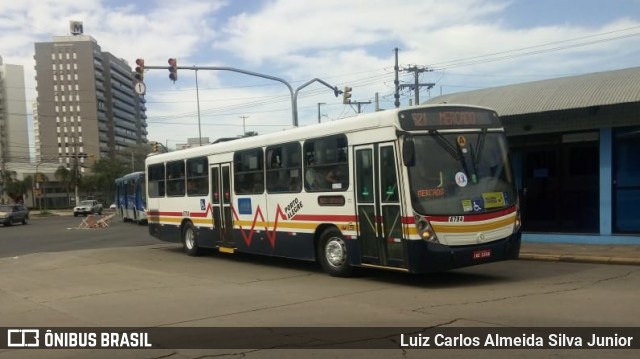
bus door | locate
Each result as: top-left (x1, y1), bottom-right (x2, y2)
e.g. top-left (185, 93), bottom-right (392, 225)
top-left (354, 143), bottom-right (406, 269)
top-left (210, 163), bottom-right (235, 249)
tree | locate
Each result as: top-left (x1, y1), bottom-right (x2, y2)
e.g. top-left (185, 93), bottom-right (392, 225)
top-left (83, 158), bottom-right (128, 203)
top-left (2, 170), bottom-right (32, 204)
top-left (0, 169), bottom-right (13, 204)
top-left (55, 165), bottom-right (73, 203)
top-left (117, 143), bottom-right (152, 172)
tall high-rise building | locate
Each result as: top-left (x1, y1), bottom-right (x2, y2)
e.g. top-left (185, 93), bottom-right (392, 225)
top-left (0, 56), bottom-right (30, 203)
top-left (0, 56), bottom-right (30, 165)
top-left (34, 34), bottom-right (147, 173)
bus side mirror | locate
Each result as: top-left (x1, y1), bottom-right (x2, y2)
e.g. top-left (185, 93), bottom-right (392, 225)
top-left (402, 135), bottom-right (415, 167)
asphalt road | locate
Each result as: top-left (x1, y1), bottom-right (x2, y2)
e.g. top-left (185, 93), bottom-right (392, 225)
top-left (0, 212), bottom-right (156, 258)
top-left (2, 213), bottom-right (639, 358)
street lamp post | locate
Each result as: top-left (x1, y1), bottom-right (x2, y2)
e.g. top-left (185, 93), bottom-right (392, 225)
top-left (194, 68), bottom-right (202, 145)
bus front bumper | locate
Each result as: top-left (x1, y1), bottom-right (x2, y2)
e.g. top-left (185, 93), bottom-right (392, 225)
top-left (407, 231), bottom-right (522, 273)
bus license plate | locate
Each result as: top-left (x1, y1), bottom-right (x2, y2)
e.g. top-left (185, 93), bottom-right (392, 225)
top-left (473, 249), bottom-right (491, 259)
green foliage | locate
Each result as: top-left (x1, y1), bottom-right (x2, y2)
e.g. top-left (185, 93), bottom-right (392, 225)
top-left (54, 165), bottom-right (73, 200)
top-left (1, 170), bottom-right (31, 203)
top-left (81, 158), bottom-right (128, 203)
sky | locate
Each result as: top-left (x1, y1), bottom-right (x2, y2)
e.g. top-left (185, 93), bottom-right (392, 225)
top-left (1, 0), bottom-right (640, 152)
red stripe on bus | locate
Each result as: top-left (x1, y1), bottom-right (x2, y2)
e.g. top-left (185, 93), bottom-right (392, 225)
top-left (147, 210), bottom-right (210, 218)
top-left (190, 211), bottom-right (210, 218)
top-left (402, 216), bottom-right (416, 224)
top-left (147, 211), bottom-right (182, 217)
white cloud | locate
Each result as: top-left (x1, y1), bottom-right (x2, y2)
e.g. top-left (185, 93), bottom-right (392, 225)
top-left (217, 0), bottom-right (509, 64)
top-left (2, 0), bottom-right (640, 150)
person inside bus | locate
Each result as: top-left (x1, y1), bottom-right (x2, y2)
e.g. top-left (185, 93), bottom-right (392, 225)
top-left (252, 172), bottom-right (264, 193)
top-left (187, 179), bottom-right (197, 195)
top-left (305, 156), bottom-right (320, 190)
top-left (289, 176), bottom-right (301, 192)
top-left (325, 166), bottom-right (346, 190)
top-left (167, 170), bottom-right (185, 195)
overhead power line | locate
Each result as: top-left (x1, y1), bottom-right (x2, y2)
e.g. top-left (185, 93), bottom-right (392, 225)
top-left (429, 25), bottom-right (640, 70)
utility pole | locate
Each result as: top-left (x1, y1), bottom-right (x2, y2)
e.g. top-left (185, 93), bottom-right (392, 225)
top-left (239, 116), bottom-right (249, 136)
top-left (73, 139), bottom-right (80, 206)
top-left (351, 101), bottom-right (371, 114)
top-left (394, 48), bottom-right (400, 108)
top-left (317, 103), bottom-right (325, 123)
top-left (400, 65), bottom-right (435, 105)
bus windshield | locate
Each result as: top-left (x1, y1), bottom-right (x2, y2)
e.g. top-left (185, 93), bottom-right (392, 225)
top-left (407, 131), bottom-right (517, 216)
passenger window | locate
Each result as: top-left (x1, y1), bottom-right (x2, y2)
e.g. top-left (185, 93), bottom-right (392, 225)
top-left (166, 160), bottom-right (185, 196)
top-left (187, 157), bottom-right (209, 196)
top-left (234, 148), bottom-right (264, 195)
top-left (266, 142), bottom-right (302, 193)
top-left (148, 164), bottom-right (165, 197)
top-left (304, 134), bottom-right (349, 192)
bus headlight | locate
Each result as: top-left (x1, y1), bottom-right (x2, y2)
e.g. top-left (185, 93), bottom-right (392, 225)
top-left (416, 219), bottom-right (438, 243)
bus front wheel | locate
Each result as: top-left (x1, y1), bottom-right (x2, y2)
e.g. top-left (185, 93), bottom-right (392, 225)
top-left (182, 221), bottom-right (200, 256)
top-left (318, 228), bottom-right (353, 277)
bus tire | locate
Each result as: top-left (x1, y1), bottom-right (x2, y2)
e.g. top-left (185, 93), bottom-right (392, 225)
top-left (318, 227), bottom-right (353, 277)
top-left (182, 221), bottom-right (200, 256)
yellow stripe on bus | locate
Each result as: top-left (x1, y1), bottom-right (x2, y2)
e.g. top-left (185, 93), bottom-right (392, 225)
top-left (149, 217), bottom-right (212, 225)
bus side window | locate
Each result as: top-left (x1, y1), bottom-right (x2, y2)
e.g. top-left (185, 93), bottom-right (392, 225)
top-left (148, 163), bottom-right (166, 197)
top-left (234, 148), bottom-right (264, 195)
top-left (186, 157), bottom-right (209, 196)
top-left (267, 142), bottom-right (301, 193)
top-left (166, 160), bottom-right (185, 196)
top-left (304, 134), bottom-right (348, 192)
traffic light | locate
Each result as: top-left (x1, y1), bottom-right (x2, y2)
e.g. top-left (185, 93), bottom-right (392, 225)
top-left (151, 141), bottom-right (158, 152)
top-left (168, 58), bottom-right (178, 82)
top-left (134, 58), bottom-right (145, 82)
top-left (342, 86), bottom-right (352, 104)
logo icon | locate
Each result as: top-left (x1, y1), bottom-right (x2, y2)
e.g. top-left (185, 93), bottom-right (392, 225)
top-left (455, 172), bottom-right (468, 187)
top-left (7, 329), bottom-right (40, 347)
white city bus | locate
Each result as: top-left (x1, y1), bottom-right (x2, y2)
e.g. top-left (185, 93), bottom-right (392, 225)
top-left (145, 104), bottom-right (521, 276)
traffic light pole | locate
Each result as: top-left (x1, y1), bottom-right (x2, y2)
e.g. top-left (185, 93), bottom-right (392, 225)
top-left (143, 65), bottom-right (343, 127)
top-left (144, 65), bottom-right (298, 126)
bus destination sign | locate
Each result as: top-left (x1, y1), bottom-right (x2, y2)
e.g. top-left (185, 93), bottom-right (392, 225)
top-left (399, 107), bottom-right (500, 130)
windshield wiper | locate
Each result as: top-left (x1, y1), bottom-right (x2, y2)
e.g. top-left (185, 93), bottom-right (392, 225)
top-left (474, 128), bottom-right (487, 164)
top-left (430, 130), bottom-right (460, 161)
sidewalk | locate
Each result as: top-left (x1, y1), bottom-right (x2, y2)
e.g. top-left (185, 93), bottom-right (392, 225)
top-left (519, 242), bottom-right (640, 266)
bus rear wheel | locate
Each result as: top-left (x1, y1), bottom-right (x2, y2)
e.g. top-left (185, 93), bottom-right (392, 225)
top-left (318, 228), bottom-right (353, 277)
top-left (182, 221), bottom-right (200, 256)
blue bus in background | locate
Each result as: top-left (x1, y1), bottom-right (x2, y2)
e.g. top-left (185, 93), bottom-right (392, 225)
top-left (115, 171), bottom-right (147, 224)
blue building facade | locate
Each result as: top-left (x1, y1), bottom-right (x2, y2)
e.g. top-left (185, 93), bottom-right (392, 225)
top-left (426, 67), bottom-right (640, 244)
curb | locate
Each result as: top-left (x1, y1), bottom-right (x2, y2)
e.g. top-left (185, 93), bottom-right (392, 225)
top-left (519, 253), bottom-right (640, 266)
top-left (30, 212), bottom-right (73, 217)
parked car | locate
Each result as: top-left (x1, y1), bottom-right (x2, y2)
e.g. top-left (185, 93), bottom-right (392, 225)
top-left (0, 204), bottom-right (30, 226)
top-left (73, 200), bottom-right (103, 217)
top-left (109, 203), bottom-right (116, 210)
